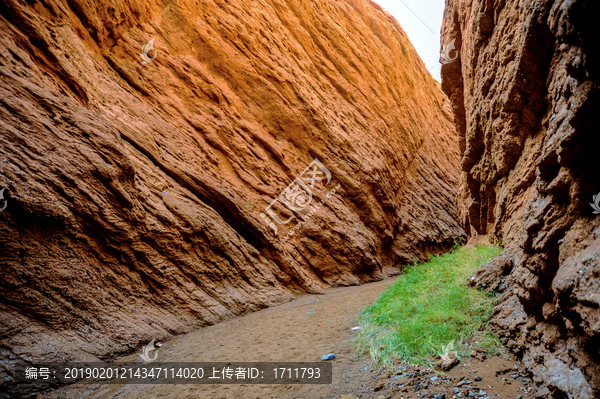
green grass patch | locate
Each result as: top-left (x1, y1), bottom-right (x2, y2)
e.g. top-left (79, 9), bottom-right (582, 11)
top-left (356, 244), bottom-right (503, 366)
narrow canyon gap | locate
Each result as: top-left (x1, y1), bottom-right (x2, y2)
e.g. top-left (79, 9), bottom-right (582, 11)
top-left (0, 0), bottom-right (463, 389)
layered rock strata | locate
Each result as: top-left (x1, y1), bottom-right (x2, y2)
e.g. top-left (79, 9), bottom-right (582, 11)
top-left (0, 0), bottom-right (462, 393)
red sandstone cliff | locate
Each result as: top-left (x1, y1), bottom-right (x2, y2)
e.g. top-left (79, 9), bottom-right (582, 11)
top-left (442, 0), bottom-right (599, 397)
top-left (0, 0), bottom-right (462, 390)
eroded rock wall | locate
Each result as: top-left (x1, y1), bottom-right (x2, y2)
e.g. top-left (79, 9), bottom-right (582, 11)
top-left (442, 0), bottom-right (599, 397)
top-left (0, 0), bottom-right (462, 386)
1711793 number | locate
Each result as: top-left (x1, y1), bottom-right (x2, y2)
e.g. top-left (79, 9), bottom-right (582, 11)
top-left (273, 368), bottom-right (320, 379)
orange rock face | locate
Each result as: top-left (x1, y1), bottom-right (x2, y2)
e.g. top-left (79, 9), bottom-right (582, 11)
top-left (0, 0), bottom-right (462, 386)
top-left (442, 0), bottom-right (599, 397)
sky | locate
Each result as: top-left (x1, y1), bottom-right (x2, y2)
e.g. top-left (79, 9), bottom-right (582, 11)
top-left (372, 0), bottom-right (446, 81)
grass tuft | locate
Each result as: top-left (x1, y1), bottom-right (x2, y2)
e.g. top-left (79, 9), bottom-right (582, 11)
top-left (356, 244), bottom-right (503, 366)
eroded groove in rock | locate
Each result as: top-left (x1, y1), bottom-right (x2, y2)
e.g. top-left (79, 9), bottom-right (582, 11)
top-left (442, 0), bottom-right (600, 397)
top-left (0, 0), bottom-right (463, 392)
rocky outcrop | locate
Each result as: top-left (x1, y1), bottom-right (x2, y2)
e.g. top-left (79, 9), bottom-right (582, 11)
top-left (442, 0), bottom-right (599, 397)
top-left (466, 253), bottom-right (513, 293)
top-left (0, 0), bottom-right (462, 391)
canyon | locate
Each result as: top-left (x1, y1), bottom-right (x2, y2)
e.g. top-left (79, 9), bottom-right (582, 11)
top-left (1, 0), bottom-right (598, 397)
top-left (0, 0), bottom-right (462, 395)
top-left (442, 0), bottom-right (599, 397)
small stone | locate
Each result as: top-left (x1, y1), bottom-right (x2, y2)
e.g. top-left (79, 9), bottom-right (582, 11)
top-left (470, 350), bottom-right (477, 357)
top-left (468, 393), bottom-right (475, 397)
top-left (374, 381), bottom-right (385, 391)
top-left (521, 378), bottom-right (527, 383)
top-left (435, 395), bottom-right (446, 399)
top-left (474, 376), bottom-right (482, 382)
top-left (457, 393), bottom-right (462, 398)
top-left (431, 376), bottom-right (439, 382)
top-left (321, 353), bottom-right (335, 361)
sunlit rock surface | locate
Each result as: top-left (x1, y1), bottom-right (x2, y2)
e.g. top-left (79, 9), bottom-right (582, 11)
top-left (0, 0), bottom-right (462, 392)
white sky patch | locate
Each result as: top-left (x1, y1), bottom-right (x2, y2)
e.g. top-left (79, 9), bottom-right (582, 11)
top-left (372, 0), bottom-right (445, 81)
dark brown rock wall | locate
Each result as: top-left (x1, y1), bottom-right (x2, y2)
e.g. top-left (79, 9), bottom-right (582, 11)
top-left (0, 0), bottom-right (463, 388)
top-left (442, 0), bottom-right (599, 397)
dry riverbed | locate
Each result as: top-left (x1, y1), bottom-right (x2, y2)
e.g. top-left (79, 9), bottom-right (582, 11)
top-left (42, 277), bottom-right (533, 399)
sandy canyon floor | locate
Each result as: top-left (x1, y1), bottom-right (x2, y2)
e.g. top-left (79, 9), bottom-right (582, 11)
top-left (42, 278), bottom-right (534, 399)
